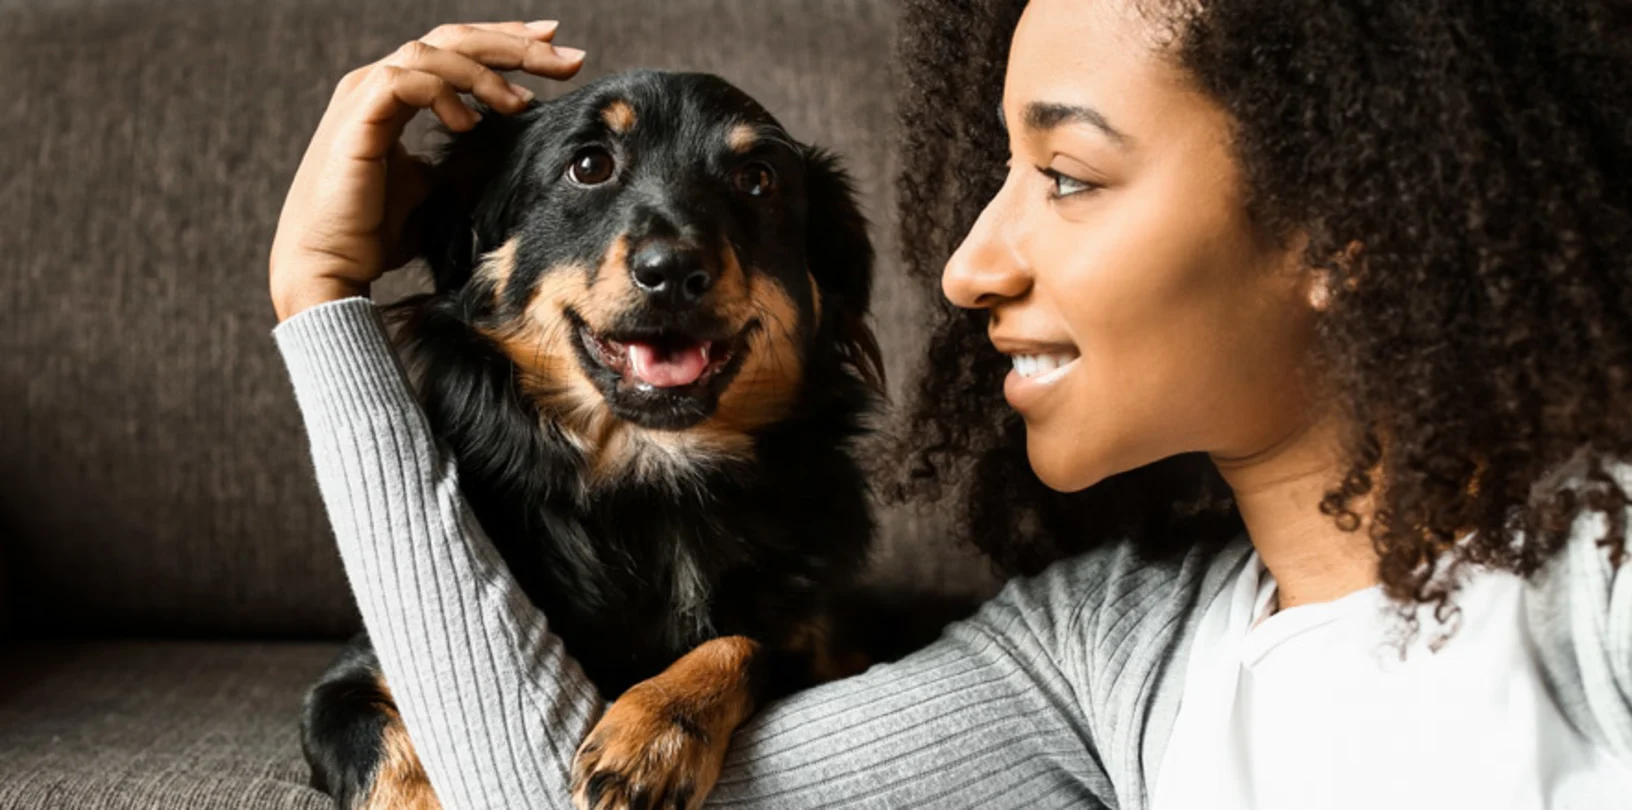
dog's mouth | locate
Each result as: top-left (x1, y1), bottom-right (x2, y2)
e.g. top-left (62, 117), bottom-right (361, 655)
top-left (579, 329), bottom-right (737, 391)
top-left (566, 309), bottom-right (757, 430)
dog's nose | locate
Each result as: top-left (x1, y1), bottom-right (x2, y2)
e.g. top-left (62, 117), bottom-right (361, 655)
top-left (629, 242), bottom-right (715, 308)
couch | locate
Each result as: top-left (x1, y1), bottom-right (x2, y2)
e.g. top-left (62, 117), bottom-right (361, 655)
top-left (0, 0), bottom-right (997, 807)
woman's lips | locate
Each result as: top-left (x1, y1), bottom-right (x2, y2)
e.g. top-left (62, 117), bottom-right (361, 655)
top-left (1000, 347), bottom-right (1081, 412)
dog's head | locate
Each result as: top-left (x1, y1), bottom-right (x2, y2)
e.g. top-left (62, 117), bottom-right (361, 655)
top-left (411, 71), bottom-right (879, 477)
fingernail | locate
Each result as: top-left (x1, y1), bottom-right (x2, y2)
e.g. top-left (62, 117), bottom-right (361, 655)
top-left (554, 46), bottom-right (586, 61)
top-left (526, 19), bottom-right (558, 32)
top-left (508, 82), bottom-right (535, 103)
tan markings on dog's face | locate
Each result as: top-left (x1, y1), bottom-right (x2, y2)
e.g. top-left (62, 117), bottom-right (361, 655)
top-left (480, 248), bottom-right (621, 460)
top-left (706, 269), bottom-right (804, 435)
top-left (709, 243), bottom-right (750, 316)
top-left (602, 100), bottom-right (637, 134)
top-left (365, 676), bottom-right (441, 810)
top-left (479, 237), bottom-right (773, 489)
top-left (474, 236), bottom-right (521, 303)
top-left (726, 123), bottom-right (758, 154)
top-left (579, 236), bottom-right (640, 328)
top-left (483, 264), bottom-right (591, 399)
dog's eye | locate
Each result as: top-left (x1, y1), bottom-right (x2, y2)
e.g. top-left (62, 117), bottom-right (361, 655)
top-left (568, 147), bottom-right (616, 186)
top-left (732, 162), bottom-right (777, 198)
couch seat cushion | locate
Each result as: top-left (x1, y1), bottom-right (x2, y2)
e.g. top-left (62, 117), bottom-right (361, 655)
top-left (0, 642), bottom-right (341, 810)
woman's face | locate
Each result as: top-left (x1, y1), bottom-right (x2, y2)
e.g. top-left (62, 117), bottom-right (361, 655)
top-left (943, 0), bottom-right (1319, 492)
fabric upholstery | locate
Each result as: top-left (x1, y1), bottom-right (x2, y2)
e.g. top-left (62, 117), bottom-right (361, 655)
top-left (0, 0), bottom-right (987, 640)
top-left (0, 641), bottom-right (340, 810)
top-left (0, 534), bottom-right (10, 636)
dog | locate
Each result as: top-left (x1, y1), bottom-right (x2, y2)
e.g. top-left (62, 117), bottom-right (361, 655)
top-left (299, 70), bottom-right (891, 810)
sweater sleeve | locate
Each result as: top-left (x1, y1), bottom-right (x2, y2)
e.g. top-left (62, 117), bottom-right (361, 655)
top-left (275, 297), bottom-right (598, 809)
top-left (272, 297), bottom-right (1129, 810)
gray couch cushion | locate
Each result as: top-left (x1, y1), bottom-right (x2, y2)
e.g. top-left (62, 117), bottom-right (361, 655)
top-left (0, 641), bottom-right (339, 809)
top-left (0, 0), bottom-right (986, 639)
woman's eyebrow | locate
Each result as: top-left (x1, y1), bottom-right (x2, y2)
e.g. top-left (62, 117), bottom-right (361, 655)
top-left (1014, 101), bottom-right (1130, 148)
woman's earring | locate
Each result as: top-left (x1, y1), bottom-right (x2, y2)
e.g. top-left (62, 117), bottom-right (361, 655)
top-left (1310, 240), bottom-right (1364, 311)
top-left (1308, 272), bottom-right (1334, 311)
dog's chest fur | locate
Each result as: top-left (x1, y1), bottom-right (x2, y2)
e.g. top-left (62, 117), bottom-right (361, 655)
top-left (468, 443), bottom-right (862, 697)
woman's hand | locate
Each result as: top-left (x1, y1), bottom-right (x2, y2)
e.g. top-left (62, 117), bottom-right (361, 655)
top-left (268, 20), bottom-right (584, 322)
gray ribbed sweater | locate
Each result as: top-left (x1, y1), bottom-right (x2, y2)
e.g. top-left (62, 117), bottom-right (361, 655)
top-left (273, 297), bottom-right (1632, 810)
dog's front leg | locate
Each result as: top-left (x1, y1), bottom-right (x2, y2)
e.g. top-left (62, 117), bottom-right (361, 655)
top-left (571, 636), bottom-right (762, 810)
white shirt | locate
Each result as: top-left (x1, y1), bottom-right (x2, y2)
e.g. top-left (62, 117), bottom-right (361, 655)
top-left (1150, 551), bottom-right (1632, 809)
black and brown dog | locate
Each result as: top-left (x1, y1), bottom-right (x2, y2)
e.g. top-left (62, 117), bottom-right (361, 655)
top-left (299, 70), bottom-right (893, 810)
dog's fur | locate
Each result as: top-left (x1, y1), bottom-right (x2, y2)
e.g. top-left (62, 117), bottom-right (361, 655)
top-left (300, 71), bottom-right (893, 810)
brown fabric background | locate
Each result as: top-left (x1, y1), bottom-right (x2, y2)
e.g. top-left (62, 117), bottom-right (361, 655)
top-left (0, 526), bottom-right (9, 636)
top-left (0, 642), bottom-right (336, 809)
top-left (0, 0), bottom-right (990, 642)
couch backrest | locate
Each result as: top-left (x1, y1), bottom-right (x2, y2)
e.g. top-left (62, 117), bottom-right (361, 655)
top-left (0, 0), bottom-right (989, 638)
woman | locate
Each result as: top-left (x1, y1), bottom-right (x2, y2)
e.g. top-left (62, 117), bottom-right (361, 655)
top-left (268, 0), bottom-right (1632, 807)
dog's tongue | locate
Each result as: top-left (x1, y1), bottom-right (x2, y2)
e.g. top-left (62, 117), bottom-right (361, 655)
top-left (627, 341), bottom-right (709, 388)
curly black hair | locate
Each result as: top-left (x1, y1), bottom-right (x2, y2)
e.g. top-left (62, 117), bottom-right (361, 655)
top-left (889, 0), bottom-right (1632, 619)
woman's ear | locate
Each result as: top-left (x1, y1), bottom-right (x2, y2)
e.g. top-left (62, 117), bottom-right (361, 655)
top-left (410, 108), bottom-right (531, 293)
top-left (803, 147), bottom-right (885, 392)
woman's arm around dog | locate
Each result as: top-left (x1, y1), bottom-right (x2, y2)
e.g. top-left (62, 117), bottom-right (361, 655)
top-left (275, 289), bottom-right (1221, 810)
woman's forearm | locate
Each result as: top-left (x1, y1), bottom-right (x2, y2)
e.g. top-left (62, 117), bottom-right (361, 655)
top-left (276, 296), bottom-right (595, 809)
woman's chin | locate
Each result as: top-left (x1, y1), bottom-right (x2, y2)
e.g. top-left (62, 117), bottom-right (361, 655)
top-left (1024, 430), bottom-right (1109, 494)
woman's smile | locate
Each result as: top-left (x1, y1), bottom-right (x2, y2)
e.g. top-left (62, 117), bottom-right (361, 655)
top-left (993, 334), bottom-right (1080, 412)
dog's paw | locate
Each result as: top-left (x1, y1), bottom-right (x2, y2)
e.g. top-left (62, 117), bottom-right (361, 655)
top-left (570, 637), bottom-right (760, 810)
top-left (570, 681), bottom-right (725, 810)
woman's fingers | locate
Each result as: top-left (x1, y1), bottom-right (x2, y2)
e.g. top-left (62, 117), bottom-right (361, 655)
top-left (382, 39), bottom-right (533, 114)
top-left (448, 20), bottom-right (560, 42)
top-left (384, 66), bottom-right (478, 131)
top-left (324, 17), bottom-right (591, 191)
top-left (364, 23), bottom-right (586, 126)
top-left (332, 20), bottom-right (588, 160)
top-left (340, 65), bottom-right (476, 162)
top-left (419, 22), bottom-right (585, 80)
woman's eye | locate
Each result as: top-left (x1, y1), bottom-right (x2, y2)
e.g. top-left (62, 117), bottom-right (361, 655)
top-left (733, 162), bottom-right (778, 198)
top-left (1042, 168), bottom-right (1098, 200)
top-left (568, 147), bottom-right (616, 186)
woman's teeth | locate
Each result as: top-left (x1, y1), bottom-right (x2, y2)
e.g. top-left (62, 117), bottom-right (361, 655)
top-left (1010, 353), bottom-right (1078, 380)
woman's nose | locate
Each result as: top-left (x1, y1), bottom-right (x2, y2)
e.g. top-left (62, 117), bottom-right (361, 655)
top-left (942, 180), bottom-right (1031, 309)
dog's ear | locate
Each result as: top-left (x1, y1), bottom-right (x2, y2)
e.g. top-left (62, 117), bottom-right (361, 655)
top-left (409, 108), bottom-right (532, 293)
top-left (802, 147), bottom-right (885, 393)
